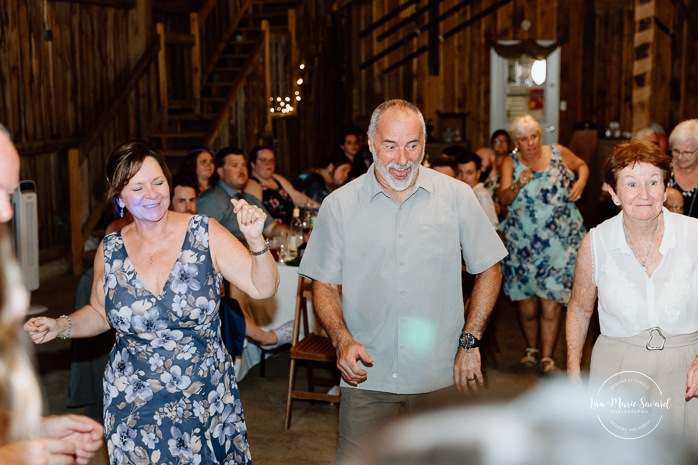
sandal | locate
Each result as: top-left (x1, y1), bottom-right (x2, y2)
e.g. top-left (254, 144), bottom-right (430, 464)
top-left (540, 357), bottom-right (561, 374)
top-left (520, 348), bottom-right (539, 368)
top-left (260, 320), bottom-right (294, 350)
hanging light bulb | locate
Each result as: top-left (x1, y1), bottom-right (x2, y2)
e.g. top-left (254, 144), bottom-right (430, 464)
top-left (531, 60), bottom-right (546, 85)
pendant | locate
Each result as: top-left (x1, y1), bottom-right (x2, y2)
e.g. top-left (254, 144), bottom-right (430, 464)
top-left (642, 265), bottom-right (647, 272)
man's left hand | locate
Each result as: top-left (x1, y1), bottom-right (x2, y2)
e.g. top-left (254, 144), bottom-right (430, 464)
top-left (454, 348), bottom-right (483, 393)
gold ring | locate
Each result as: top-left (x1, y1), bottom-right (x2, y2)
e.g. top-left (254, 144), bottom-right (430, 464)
top-left (467, 377), bottom-right (475, 381)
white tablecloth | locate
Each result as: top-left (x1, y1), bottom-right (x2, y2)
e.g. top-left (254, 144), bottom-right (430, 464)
top-left (229, 263), bottom-right (316, 380)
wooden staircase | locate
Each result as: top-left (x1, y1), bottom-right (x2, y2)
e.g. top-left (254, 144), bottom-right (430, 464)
top-left (152, 0), bottom-right (298, 159)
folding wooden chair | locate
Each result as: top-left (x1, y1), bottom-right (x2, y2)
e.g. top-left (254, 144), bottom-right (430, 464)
top-left (284, 276), bottom-right (340, 429)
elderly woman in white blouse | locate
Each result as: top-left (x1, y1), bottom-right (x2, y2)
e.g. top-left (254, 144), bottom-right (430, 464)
top-left (566, 139), bottom-right (698, 437)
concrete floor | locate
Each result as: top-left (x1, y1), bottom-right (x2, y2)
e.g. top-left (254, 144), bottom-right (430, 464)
top-left (31, 272), bottom-right (587, 465)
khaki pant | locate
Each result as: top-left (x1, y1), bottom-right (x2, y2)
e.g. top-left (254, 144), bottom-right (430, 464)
top-left (336, 386), bottom-right (462, 465)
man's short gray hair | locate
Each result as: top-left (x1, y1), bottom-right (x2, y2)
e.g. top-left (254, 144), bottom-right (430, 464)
top-left (367, 99), bottom-right (427, 145)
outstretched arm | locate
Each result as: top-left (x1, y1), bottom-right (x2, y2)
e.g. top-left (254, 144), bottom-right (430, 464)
top-left (24, 242), bottom-right (111, 344)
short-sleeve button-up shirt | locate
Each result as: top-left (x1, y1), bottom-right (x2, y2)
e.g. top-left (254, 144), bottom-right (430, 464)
top-left (299, 165), bottom-right (507, 394)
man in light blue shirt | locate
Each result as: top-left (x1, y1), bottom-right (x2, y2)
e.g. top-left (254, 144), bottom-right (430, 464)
top-left (299, 100), bottom-right (507, 463)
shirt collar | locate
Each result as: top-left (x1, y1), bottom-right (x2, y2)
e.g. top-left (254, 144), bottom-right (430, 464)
top-left (364, 163), bottom-right (435, 202)
top-left (611, 208), bottom-right (675, 254)
top-left (217, 179), bottom-right (244, 199)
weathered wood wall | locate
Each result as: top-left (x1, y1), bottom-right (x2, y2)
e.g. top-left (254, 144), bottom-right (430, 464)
top-left (0, 0), bottom-right (159, 261)
top-left (292, 0), bottom-right (698, 171)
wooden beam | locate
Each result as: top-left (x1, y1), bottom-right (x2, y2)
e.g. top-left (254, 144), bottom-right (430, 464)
top-left (51, 0), bottom-right (136, 8)
top-left (152, 0), bottom-right (190, 14)
top-left (263, 20), bottom-right (272, 135)
top-left (191, 13), bottom-right (202, 115)
top-left (68, 148), bottom-right (83, 275)
top-left (165, 32), bottom-right (195, 47)
top-left (631, 0), bottom-right (655, 131)
top-left (157, 23), bottom-right (169, 136)
top-left (81, 35), bottom-right (161, 150)
top-left (14, 138), bottom-right (83, 156)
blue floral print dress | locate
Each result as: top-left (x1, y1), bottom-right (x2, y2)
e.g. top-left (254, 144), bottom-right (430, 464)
top-left (498, 145), bottom-right (585, 303)
top-left (102, 215), bottom-right (252, 464)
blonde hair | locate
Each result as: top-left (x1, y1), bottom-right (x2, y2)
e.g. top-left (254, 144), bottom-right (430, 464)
top-left (0, 224), bottom-right (42, 444)
top-left (508, 114), bottom-right (543, 140)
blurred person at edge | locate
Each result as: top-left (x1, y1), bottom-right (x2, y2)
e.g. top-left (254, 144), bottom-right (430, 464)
top-left (0, 124), bottom-right (103, 464)
top-left (567, 139), bottom-right (698, 438)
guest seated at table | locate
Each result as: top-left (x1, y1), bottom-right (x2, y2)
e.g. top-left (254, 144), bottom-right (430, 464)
top-left (429, 154), bottom-right (458, 178)
top-left (171, 174), bottom-right (292, 352)
top-left (177, 145), bottom-right (217, 193)
top-left (294, 152), bottom-right (352, 203)
top-left (245, 146), bottom-right (320, 224)
top-left (198, 146), bottom-right (288, 244)
top-left (668, 119), bottom-right (698, 217)
top-left (342, 127), bottom-right (373, 181)
top-left (457, 151), bottom-right (498, 228)
top-left (665, 186), bottom-right (685, 214)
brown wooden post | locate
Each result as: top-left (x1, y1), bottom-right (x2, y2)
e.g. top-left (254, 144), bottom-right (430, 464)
top-left (68, 148), bottom-right (83, 275)
top-left (157, 22), bottom-right (169, 141)
top-left (262, 20), bottom-right (272, 135)
top-left (190, 12), bottom-right (202, 115)
top-left (632, 0), bottom-right (654, 131)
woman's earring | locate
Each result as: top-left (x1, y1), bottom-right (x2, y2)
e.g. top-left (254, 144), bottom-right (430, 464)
top-left (120, 205), bottom-right (124, 217)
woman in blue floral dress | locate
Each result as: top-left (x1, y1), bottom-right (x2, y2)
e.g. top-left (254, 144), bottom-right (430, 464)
top-left (25, 140), bottom-right (279, 464)
top-left (499, 115), bottom-right (588, 374)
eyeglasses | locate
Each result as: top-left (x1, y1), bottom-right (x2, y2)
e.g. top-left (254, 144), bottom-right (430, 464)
top-left (493, 138), bottom-right (509, 144)
top-left (666, 204), bottom-right (684, 213)
top-left (671, 148), bottom-right (698, 158)
top-left (256, 158), bottom-right (276, 165)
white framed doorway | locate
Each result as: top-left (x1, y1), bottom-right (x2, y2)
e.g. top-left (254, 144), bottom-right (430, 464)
top-left (490, 41), bottom-right (560, 145)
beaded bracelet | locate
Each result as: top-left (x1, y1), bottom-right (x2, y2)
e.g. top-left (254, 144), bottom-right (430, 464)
top-left (249, 241), bottom-right (270, 256)
top-left (59, 314), bottom-right (72, 339)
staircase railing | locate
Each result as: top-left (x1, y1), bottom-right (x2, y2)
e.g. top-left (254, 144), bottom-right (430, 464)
top-left (204, 20), bottom-right (271, 149)
top-left (68, 35), bottom-right (162, 274)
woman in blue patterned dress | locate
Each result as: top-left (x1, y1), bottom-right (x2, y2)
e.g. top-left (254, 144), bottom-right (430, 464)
top-left (499, 114), bottom-right (588, 374)
top-left (25, 140), bottom-right (279, 464)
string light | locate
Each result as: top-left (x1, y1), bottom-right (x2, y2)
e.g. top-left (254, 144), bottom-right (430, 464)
top-left (268, 63), bottom-right (306, 116)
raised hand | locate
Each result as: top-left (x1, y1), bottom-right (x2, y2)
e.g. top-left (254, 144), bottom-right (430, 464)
top-left (231, 198), bottom-right (266, 239)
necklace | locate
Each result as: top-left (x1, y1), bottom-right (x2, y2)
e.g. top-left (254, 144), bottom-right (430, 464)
top-left (146, 213), bottom-right (169, 264)
top-left (622, 216), bottom-right (661, 272)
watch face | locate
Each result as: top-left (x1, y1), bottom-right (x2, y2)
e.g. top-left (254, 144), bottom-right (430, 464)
top-left (460, 333), bottom-right (476, 349)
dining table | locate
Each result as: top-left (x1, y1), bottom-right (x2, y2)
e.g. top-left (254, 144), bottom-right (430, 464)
top-left (228, 262), bottom-right (318, 380)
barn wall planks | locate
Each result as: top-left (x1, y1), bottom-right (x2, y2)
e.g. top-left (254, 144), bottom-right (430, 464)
top-left (0, 0), bottom-right (156, 255)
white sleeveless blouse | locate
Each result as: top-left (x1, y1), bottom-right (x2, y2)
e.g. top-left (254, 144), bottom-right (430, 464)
top-left (591, 208), bottom-right (698, 337)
